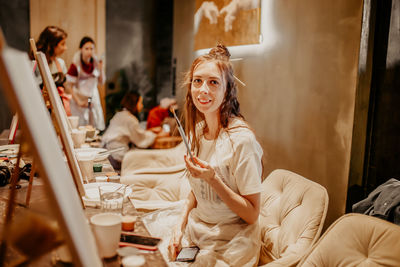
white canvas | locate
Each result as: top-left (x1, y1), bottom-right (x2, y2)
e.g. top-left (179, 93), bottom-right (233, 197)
top-left (0, 46), bottom-right (102, 266)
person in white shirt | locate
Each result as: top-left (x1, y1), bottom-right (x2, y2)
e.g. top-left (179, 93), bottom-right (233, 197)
top-left (101, 91), bottom-right (167, 170)
top-left (168, 44), bottom-right (263, 266)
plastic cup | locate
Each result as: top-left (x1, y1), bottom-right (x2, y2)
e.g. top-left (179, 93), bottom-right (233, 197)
top-left (67, 116), bottom-right (79, 129)
top-left (99, 185), bottom-right (126, 214)
top-left (77, 152), bottom-right (94, 183)
top-left (71, 129), bottom-right (86, 148)
top-left (90, 213), bottom-right (122, 258)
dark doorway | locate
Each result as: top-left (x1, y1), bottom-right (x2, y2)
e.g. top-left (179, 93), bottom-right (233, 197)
top-left (364, 0), bottom-right (400, 192)
top-left (347, 0), bottom-right (400, 211)
top-left (105, 0), bottom-right (173, 124)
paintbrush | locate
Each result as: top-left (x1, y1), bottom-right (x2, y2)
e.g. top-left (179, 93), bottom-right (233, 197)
top-left (170, 107), bottom-right (195, 163)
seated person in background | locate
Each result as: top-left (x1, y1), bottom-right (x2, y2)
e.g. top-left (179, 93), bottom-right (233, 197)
top-left (146, 97), bottom-right (177, 130)
top-left (101, 91), bottom-right (167, 170)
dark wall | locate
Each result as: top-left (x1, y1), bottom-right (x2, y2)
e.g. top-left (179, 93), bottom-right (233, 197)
top-left (154, 0), bottom-right (173, 102)
top-left (365, 0), bottom-right (400, 190)
top-left (0, 0), bottom-right (30, 132)
top-left (105, 0), bottom-right (173, 122)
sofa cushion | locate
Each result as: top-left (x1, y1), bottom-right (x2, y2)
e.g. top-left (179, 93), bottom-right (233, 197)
top-left (259, 169), bottom-right (328, 266)
top-left (298, 213), bottom-right (400, 267)
top-left (121, 165), bottom-right (191, 210)
top-left (121, 142), bottom-right (185, 176)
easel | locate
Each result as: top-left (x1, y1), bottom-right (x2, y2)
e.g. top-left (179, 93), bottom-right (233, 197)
top-left (29, 38), bottom-right (86, 205)
top-left (0, 30), bottom-right (39, 264)
top-left (0, 129), bottom-right (34, 265)
top-left (0, 28), bottom-right (36, 266)
top-left (0, 27), bottom-right (101, 266)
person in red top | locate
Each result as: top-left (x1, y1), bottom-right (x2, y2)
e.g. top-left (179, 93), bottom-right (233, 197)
top-left (147, 97), bottom-right (177, 129)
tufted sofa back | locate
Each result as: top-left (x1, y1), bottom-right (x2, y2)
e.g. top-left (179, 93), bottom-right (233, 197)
top-left (298, 213), bottom-right (400, 266)
top-left (259, 169), bottom-right (328, 266)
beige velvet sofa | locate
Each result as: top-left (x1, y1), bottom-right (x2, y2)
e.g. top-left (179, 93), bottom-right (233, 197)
top-left (297, 213), bottom-right (400, 267)
top-left (259, 169), bottom-right (329, 266)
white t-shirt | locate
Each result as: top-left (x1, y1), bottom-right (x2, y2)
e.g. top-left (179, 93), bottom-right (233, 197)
top-left (188, 118), bottom-right (263, 224)
top-left (101, 109), bottom-right (156, 161)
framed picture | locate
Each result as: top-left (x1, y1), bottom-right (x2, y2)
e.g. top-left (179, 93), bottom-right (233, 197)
top-left (194, 0), bottom-right (261, 50)
top-left (35, 51), bottom-right (86, 198)
top-left (0, 43), bottom-right (102, 265)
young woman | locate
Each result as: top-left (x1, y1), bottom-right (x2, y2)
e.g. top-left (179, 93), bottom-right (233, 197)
top-left (101, 91), bottom-right (166, 170)
top-left (168, 44), bottom-right (263, 266)
top-left (66, 36), bottom-right (105, 130)
top-left (34, 26), bottom-right (70, 114)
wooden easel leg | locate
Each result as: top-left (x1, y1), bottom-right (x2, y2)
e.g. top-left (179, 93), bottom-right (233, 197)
top-left (0, 139), bottom-right (23, 266)
top-left (25, 161), bottom-right (36, 207)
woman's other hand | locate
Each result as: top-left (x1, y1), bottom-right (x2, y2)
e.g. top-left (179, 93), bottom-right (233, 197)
top-left (184, 155), bottom-right (216, 183)
top-left (168, 227), bottom-right (183, 261)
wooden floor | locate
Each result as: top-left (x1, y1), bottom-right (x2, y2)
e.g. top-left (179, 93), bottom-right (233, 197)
top-left (0, 178), bottom-right (168, 266)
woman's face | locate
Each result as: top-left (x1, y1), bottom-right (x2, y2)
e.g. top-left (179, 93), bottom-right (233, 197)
top-left (81, 42), bottom-right (95, 63)
top-left (191, 61), bottom-right (226, 118)
top-left (54, 38), bottom-right (67, 57)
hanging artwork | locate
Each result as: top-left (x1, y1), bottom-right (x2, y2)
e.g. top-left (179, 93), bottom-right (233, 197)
top-left (194, 0), bottom-right (261, 50)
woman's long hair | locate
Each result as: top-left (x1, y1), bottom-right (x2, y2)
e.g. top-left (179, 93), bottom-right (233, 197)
top-left (35, 26), bottom-right (67, 63)
top-left (183, 44), bottom-right (243, 155)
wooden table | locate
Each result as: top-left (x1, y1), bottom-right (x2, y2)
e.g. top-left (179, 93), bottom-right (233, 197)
top-left (0, 179), bottom-right (168, 266)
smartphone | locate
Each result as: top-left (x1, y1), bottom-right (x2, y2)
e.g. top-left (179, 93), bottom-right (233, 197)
top-left (119, 233), bottom-right (161, 251)
top-left (175, 246), bottom-right (200, 262)
top-left (170, 108), bottom-right (195, 162)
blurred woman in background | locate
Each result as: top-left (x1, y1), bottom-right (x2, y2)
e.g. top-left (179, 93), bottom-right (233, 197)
top-left (66, 36), bottom-right (105, 130)
top-left (33, 26), bottom-right (70, 114)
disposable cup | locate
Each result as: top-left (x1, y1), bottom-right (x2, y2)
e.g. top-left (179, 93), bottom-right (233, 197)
top-left (90, 213), bottom-right (122, 258)
top-left (67, 116), bottom-right (79, 129)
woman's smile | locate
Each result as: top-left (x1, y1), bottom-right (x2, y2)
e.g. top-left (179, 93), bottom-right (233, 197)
top-left (197, 96), bottom-right (212, 104)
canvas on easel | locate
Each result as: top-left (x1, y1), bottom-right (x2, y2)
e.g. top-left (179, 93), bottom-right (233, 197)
top-left (35, 51), bottom-right (86, 198)
top-left (0, 34), bottom-right (102, 266)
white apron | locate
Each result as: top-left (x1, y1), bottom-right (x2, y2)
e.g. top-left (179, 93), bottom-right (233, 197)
top-left (69, 57), bottom-right (105, 130)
